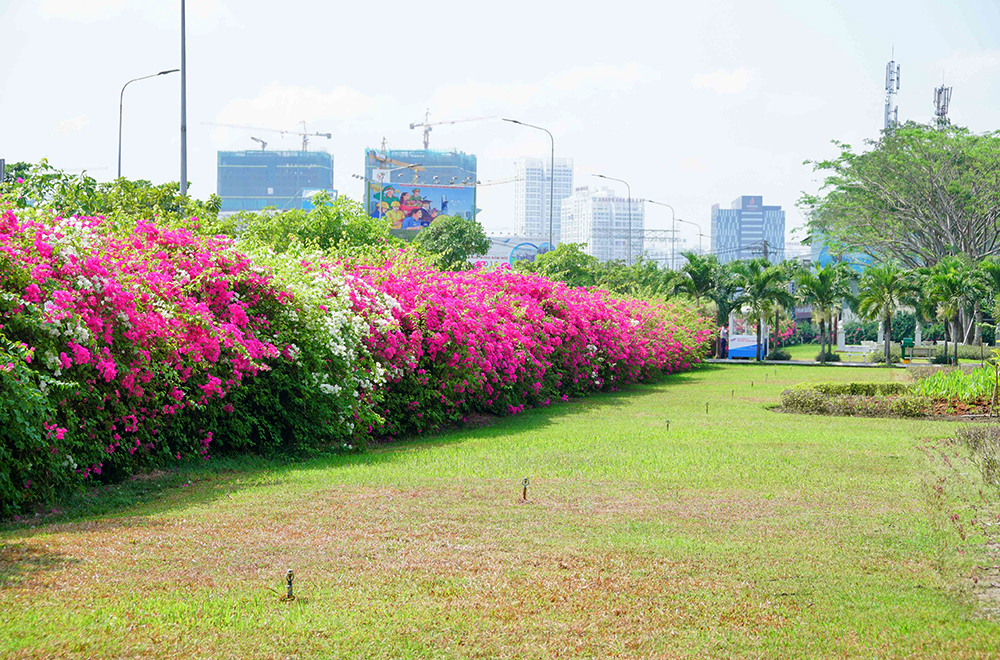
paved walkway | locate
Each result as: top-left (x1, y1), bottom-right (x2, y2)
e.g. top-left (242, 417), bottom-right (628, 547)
top-left (704, 358), bottom-right (900, 368)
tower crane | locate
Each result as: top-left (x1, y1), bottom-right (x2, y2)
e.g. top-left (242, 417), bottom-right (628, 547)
top-left (202, 120), bottom-right (331, 151)
top-left (409, 110), bottom-right (495, 149)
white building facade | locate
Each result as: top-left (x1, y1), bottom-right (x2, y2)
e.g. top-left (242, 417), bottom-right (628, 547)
top-left (561, 186), bottom-right (645, 262)
top-left (513, 157), bottom-right (574, 244)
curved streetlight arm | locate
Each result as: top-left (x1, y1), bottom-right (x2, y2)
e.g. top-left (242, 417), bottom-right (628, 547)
top-left (594, 174), bottom-right (634, 265)
top-left (118, 69), bottom-right (179, 179)
top-left (503, 119), bottom-right (556, 249)
top-left (647, 199), bottom-right (678, 269)
top-left (676, 217), bottom-right (706, 257)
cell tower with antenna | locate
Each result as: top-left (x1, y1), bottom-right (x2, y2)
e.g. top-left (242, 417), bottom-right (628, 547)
top-left (933, 79), bottom-right (953, 126)
top-left (884, 52), bottom-right (901, 131)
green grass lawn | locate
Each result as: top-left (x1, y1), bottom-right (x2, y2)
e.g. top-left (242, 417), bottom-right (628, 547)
top-left (3, 364), bottom-right (1000, 658)
top-left (781, 342), bottom-right (872, 362)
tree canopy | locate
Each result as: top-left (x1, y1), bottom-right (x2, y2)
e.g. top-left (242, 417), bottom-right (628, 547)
top-left (801, 123), bottom-right (1000, 267)
top-left (412, 215), bottom-right (491, 271)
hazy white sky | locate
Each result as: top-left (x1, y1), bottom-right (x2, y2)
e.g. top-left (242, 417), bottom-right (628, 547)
top-left (3, 0), bottom-right (999, 248)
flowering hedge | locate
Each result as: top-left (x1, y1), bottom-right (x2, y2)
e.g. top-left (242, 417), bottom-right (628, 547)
top-left (341, 254), bottom-right (712, 435)
top-left (0, 209), bottom-right (711, 514)
top-left (0, 210), bottom-right (387, 513)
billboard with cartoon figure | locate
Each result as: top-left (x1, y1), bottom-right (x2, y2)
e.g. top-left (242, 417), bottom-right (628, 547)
top-left (368, 180), bottom-right (476, 229)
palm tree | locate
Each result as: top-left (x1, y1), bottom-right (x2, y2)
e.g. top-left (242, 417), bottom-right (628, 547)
top-left (680, 252), bottom-right (718, 309)
top-left (926, 256), bottom-right (983, 365)
top-left (856, 263), bottom-right (914, 367)
top-left (731, 259), bottom-right (795, 361)
top-left (795, 263), bottom-right (855, 364)
top-left (978, 258), bottom-right (1000, 342)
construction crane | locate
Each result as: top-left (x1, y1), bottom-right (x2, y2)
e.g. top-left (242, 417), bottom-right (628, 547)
top-left (202, 120), bottom-right (331, 151)
top-left (409, 110), bottom-right (495, 149)
top-left (250, 136), bottom-right (267, 151)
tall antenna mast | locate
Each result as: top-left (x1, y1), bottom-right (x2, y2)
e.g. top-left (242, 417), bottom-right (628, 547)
top-left (884, 51), bottom-right (901, 131)
top-left (933, 78), bottom-right (953, 126)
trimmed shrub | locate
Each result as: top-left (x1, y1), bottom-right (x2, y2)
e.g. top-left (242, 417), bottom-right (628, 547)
top-left (780, 384), bottom-right (929, 418)
top-left (810, 382), bottom-right (911, 396)
top-left (815, 351), bottom-right (841, 362)
top-left (867, 346), bottom-right (902, 363)
top-left (766, 348), bottom-right (792, 361)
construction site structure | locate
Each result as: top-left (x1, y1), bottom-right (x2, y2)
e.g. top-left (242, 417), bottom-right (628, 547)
top-left (203, 120), bottom-right (330, 151)
top-left (409, 110), bottom-right (495, 149)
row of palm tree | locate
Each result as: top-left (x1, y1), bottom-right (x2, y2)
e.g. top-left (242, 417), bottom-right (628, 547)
top-left (677, 251), bottom-right (1000, 366)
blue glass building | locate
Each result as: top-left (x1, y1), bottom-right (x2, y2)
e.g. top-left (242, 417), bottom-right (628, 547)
top-left (710, 195), bottom-right (785, 264)
top-left (217, 150), bottom-right (334, 212)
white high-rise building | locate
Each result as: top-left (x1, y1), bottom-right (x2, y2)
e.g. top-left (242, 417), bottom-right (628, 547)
top-left (561, 186), bottom-right (645, 262)
top-left (513, 157), bottom-right (574, 245)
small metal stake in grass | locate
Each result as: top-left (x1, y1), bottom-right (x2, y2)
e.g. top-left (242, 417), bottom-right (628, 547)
top-left (705, 402), bottom-right (709, 414)
top-left (731, 389), bottom-right (734, 399)
top-left (285, 569), bottom-right (295, 601)
top-left (522, 477), bottom-right (529, 501)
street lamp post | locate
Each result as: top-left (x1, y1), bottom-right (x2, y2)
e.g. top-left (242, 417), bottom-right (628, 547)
top-left (676, 218), bottom-right (705, 254)
top-left (118, 69), bottom-right (179, 179)
top-left (593, 174), bottom-right (633, 265)
top-left (647, 199), bottom-right (677, 269)
top-left (502, 119), bottom-right (555, 250)
top-left (180, 0), bottom-right (188, 196)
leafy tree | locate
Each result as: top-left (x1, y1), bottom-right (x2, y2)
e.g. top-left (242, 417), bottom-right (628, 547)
top-left (801, 123), bottom-right (1000, 267)
top-left (795, 263), bottom-right (855, 363)
top-left (412, 215), bottom-right (490, 271)
top-left (520, 243), bottom-right (600, 288)
top-left (1, 159), bottom-right (220, 232)
top-left (1, 161), bottom-right (31, 184)
top-left (595, 259), bottom-right (684, 299)
top-left (214, 193), bottom-right (394, 255)
top-left (856, 263), bottom-right (915, 367)
top-left (731, 259), bottom-right (795, 361)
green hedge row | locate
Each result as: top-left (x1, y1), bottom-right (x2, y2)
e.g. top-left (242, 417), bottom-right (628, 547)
top-left (780, 383), bottom-right (928, 418)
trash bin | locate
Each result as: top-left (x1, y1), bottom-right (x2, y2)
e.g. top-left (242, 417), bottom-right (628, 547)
top-left (901, 337), bottom-right (914, 364)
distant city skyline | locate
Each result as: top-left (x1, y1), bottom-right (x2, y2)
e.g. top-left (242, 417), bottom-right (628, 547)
top-left (513, 157), bottom-right (574, 244)
top-left (3, 0), bottom-right (1000, 252)
top-left (561, 186), bottom-right (645, 263)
